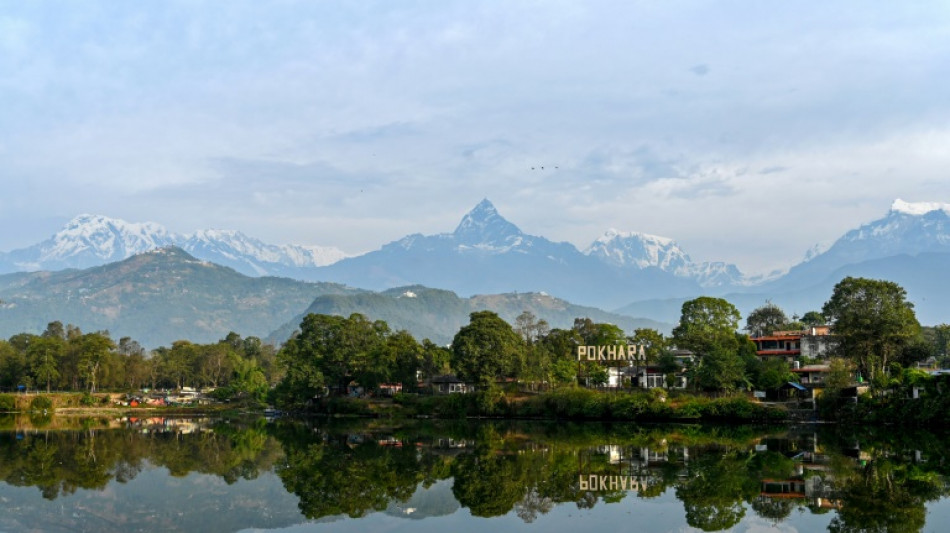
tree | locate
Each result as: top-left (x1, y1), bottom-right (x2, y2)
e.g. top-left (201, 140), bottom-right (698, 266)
top-left (162, 340), bottom-right (198, 390)
top-left (419, 339), bottom-right (451, 384)
top-left (745, 303), bottom-right (789, 337)
top-left (539, 328), bottom-right (583, 388)
top-left (27, 336), bottom-right (64, 393)
top-left (451, 311), bottom-right (524, 391)
top-left (201, 342), bottom-right (236, 388)
top-left (822, 277), bottom-right (921, 384)
top-left (800, 311), bottom-right (825, 327)
top-left (671, 297), bottom-right (741, 355)
top-left (694, 347), bottom-right (747, 393)
top-left (383, 330), bottom-right (421, 391)
top-left (275, 313), bottom-right (392, 405)
top-left (77, 332), bottom-right (115, 393)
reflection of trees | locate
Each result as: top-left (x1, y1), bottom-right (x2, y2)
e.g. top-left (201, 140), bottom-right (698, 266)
top-left (272, 424), bottom-right (446, 519)
top-left (6, 419), bottom-right (950, 531)
top-left (0, 420), bottom-right (282, 500)
top-left (749, 495), bottom-right (795, 522)
top-left (515, 489), bottom-right (553, 523)
top-left (452, 452), bottom-right (528, 517)
top-left (674, 447), bottom-right (759, 531)
top-left (828, 460), bottom-right (940, 533)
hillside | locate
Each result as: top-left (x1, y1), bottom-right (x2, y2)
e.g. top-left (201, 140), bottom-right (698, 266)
top-left (0, 247), bottom-right (361, 347)
top-left (268, 285), bottom-right (670, 346)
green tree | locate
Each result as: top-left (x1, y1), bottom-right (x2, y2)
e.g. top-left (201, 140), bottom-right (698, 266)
top-left (822, 277), bottom-right (921, 384)
top-left (538, 328), bottom-right (582, 388)
top-left (162, 341), bottom-right (198, 390)
top-left (694, 347), bottom-right (747, 393)
top-left (201, 342), bottom-right (237, 388)
top-left (0, 339), bottom-right (28, 390)
top-left (274, 313), bottom-right (392, 406)
top-left (383, 330), bottom-right (421, 391)
top-left (419, 339), bottom-right (451, 384)
top-left (451, 311), bottom-right (524, 391)
top-left (27, 336), bottom-right (64, 393)
top-left (745, 303), bottom-right (788, 337)
top-left (800, 311), bottom-right (825, 327)
top-left (77, 332), bottom-right (115, 393)
top-left (672, 297), bottom-right (741, 355)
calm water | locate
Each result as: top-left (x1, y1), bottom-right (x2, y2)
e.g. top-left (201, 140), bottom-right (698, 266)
top-left (0, 415), bottom-right (948, 532)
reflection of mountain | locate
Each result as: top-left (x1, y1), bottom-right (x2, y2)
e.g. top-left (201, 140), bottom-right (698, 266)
top-left (385, 479), bottom-right (460, 519)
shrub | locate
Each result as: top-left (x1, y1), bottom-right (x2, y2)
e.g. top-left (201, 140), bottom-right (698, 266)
top-left (0, 394), bottom-right (15, 412)
top-left (30, 395), bottom-right (53, 411)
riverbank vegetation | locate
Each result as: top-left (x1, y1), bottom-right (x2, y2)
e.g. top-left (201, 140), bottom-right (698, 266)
top-left (1, 275), bottom-right (948, 424)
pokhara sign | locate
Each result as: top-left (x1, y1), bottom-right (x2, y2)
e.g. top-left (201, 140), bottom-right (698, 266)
top-left (576, 344), bottom-right (646, 362)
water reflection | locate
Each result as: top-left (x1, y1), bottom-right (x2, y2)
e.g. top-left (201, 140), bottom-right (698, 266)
top-left (0, 417), bottom-right (948, 532)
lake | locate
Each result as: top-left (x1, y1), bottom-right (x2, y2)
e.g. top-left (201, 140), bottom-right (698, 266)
top-left (0, 415), bottom-right (948, 532)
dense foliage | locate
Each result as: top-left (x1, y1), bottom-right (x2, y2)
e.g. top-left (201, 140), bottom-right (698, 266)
top-left (0, 322), bottom-right (277, 401)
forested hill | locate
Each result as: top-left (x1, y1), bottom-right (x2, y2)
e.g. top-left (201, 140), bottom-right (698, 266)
top-left (268, 285), bottom-right (670, 346)
top-left (0, 247), bottom-right (361, 347)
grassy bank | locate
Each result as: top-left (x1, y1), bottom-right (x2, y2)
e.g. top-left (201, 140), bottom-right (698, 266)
top-left (301, 388), bottom-right (789, 423)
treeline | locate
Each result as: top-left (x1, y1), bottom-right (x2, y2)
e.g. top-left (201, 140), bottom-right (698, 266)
top-left (274, 276), bottom-right (950, 414)
top-left (0, 321), bottom-right (279, 401)
top-left (4, 275), bottom-right (949, 416)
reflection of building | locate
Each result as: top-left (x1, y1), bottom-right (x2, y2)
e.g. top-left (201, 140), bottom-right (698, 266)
top-left (430, 375), bottom-right (474, 394)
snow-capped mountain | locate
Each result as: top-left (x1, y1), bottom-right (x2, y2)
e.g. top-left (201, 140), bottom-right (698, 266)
top-left (0, 214), bottom-right (346, 276)
top-left (181, 229), bottom-right (346, 276)
top-left (766, 199), bottom-right (950, 291)
top-left (311, 199), bottom-right (701, 308)
top-left (452, 199), bottom-right (527, 251)
top-left (584, 229), bottom-right (746, 287)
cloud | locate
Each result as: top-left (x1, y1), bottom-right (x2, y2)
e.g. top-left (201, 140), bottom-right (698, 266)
top-left (2, 0), bottom-right (950, 274)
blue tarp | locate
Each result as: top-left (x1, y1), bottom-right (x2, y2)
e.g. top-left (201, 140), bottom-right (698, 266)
top-left (786, 381), bottom-right (807, 391)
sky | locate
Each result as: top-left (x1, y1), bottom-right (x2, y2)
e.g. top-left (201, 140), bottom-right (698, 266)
top-left (2, 1), bottom-right (949, 275)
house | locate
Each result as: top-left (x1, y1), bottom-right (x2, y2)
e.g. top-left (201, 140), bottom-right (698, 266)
top-left (637, 367), bottom-right (688, 389)
top-left (791, 364), bottom-right (831, 387)
top-left (800, 326), bottom-right (835, 359)
top-left (751, 327), bottom-right (835, 363)
top-left (751, 331), bottom-right (801, 362)
top-left (638, 349), bottom-right (693, 389)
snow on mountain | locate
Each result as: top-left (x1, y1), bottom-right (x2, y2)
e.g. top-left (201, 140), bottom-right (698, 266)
top-left (312, 199), bottom-right (700, 308)
top-left (182, 229), bottom-right (345, 275)
top-left (762, 198), bottom-right (950, 293)
top-left (584, 229), bottom-right (746, 288)
top-left (890, 198), bottom-right (950, 217)
top-left (452, 198), bottom-right (526, 250)
top-left (833, 199), bottom-right (950, 252)
top-left (389, 199), bottom-right (551, 257)
top-left (585, 229), bottom-right (691, 272)
top-left (0, 214), bottom-right (346, 275)
top-left (1, 214), bottom-right (177, 271)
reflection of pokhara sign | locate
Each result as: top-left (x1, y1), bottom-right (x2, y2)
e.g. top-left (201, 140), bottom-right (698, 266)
top-left (577, 344), bottom-right (645, 362)
top-left (578, 475), bottom-right (648, 492)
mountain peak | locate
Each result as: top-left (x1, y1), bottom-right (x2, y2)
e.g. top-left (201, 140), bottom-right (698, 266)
top-left (453, 199), bottom-right (523, 245)
top-left (586, 229), bottom-right (690, 271)
top-left (890, 199), bottom-right (950, 217)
